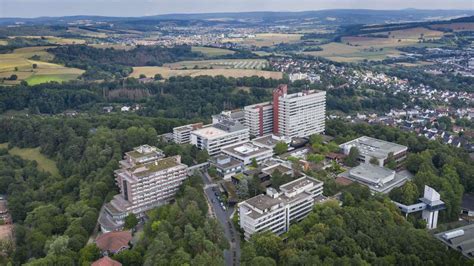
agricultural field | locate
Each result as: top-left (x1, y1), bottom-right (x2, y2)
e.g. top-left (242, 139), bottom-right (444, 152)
top-left (191, 46), bottom-right (235, 57)
top-left (165, 59), bottom-right (268, 70)
top-left (130, 66), bottom-right (283, 80)
top-left (222, 33), bottom-right (302, 47)
top-left (0, 40), bottom-right (7, 45)
top-left (0, 46), bottom-right (84, 85)
top-left (304, 27), bottom-right (446, 62)
top-left (67, 27), bottom-right (109, 38)
top-left (429, 22), bottom-right (474, 32)
top-left (303, 42), bottom-right (402, 62)
top-left (9, 36), bottom-right (86, 45)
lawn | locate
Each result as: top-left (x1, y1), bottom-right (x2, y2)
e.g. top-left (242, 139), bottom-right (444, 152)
top-left (130, 66), bottom-right (283, 80)
top-left (2, 144), bottom-right (60, 176)
top-left (191, 46), bottom-right (235, 57)
top-left (0, 46), bottom-right (84, 85)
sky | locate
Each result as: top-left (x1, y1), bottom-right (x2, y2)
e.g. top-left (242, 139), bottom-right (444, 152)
top-left (0, 0), bottom-right (473, 18)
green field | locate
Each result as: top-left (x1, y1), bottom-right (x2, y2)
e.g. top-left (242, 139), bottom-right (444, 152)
top-left (0, 143), bottom-right (60, 175)
top-left (192, 46), bottom-right (235, 57)
top-left (0, 46), bottom-right (84, 85)
top-left (25, 73), bottom-right (82, 85)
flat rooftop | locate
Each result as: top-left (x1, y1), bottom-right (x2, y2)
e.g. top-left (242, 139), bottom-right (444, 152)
top-left (280, 176), bottom-right (322, 194)
top-left (252, 135), bottom-right (281, 147)
top-left (435, 223), bottom-right (474, 259)
top-left (339, 165), bottom-right (410, 194)
top-left (262, 164), bottom-right (292, 176)
top-left (340, 136), bottom-right (407, 159)
top-left (222, 142), bottom-right (272, 158)
top-left (244, 194), bottom-right (282, 213)
top-left (130, 156), bottom-right (184, 177)
top-left (209, 154), bottom-right (242, 169)
top-left (349, 163), bottom-right (394, 183)
top-left (192, 126), bottom-right (228, 139)
top-left (244, 102), bottom-right (272, 110)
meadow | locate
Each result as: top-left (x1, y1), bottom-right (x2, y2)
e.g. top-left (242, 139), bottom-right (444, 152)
top-left (0, 46), bottom-right (84, 85)
top-left (0, 143), bottom-right (60, 176)
top-left (191, 46), bottom-right (235, 57)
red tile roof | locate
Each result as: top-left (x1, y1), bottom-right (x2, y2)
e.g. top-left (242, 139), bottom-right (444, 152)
top-left (91, 256), bottom-right (122, 266)
top-left (95, 231), bottom-right (132, 253)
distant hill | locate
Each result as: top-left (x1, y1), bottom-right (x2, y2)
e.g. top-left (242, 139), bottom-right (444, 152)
top-left (0, 9), bottom-right (473, 26)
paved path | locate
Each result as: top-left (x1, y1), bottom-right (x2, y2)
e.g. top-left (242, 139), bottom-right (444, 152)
top-left (199, 171), bottom-right (241, 266)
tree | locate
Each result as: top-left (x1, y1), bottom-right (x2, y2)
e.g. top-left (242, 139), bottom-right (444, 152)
top-left (236, 178), bottom-right (249, 199)
top-left (385, 152), bottom-right (397, 170)
top-left (369, 157), bottom-right (379, 165)
top-left (124, 213), bottom-right (138, 229)
top-left (196, 149), bottom-right (209, 164)
top-left (344, 147), bottom-right (360, 167)
top-left (154, 74), bottom-right (163, 80)
top-left (32, 64), bottom-right (38, 69)
top-left (274, 142), bottom-right (288, 155)
top-left (390, 181), bottom-right (419, 205)
top-left (9, 74), bottom-right (18, 81)
top-left (251, 158), bottom-right (258, 168)
top-left (78, 244), bottom-right (100, 266)
top-left (139, 74), bottom-right (146, 79)
top-left (113, 250), bottom-right (143, 266)
top-left (208, 166), bottom-right (218, 178)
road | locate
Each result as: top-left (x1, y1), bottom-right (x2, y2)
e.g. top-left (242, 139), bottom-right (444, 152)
top-left (200, 171), bottom-right (241, 266)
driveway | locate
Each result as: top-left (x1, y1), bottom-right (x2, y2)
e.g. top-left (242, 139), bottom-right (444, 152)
top-left (200, 171), bottom-right (241, 266)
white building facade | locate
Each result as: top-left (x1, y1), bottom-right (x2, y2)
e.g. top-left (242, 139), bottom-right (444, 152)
top-left (276, 90), bottom-right (326, 138)
top-left (238, 176), bottom-right (324, 240)
top-left (173, 123), bottom-right (203, 144)
top-left (99, 146), bottom-right (188, 232)
top-left (190, 118), bottom-right (250, 156)
top-left (244, 102), bottom-right (274, 137)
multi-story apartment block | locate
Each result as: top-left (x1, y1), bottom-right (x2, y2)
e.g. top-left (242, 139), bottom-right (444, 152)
top-left (190, 117), bottom-right (249, 156)
top-left (173, 123), bottom-right (203, 144)
top-left (99, 146), bottom-right (188, 232)
top-left (276, 89), bottom-right (326, 139)
top-left (339, 136), bottom-right (408, 168)
top-left (244, 102), bottom-right (274, 137)
top-left (242, 84), bottom-right (326, 139)
top-left (238, 176), bottom-right (325, 240)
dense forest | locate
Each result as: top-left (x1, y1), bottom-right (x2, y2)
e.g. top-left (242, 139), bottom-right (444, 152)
top-left (0, 113), bottom-right (216, 265)
top-left (49, 45), bottom-right (203, 79)
top-left (0, 74), bottom-right (415, 117)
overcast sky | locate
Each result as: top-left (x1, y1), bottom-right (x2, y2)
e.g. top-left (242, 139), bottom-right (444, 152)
top-left (1, 0), bottom-right (473, 18)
